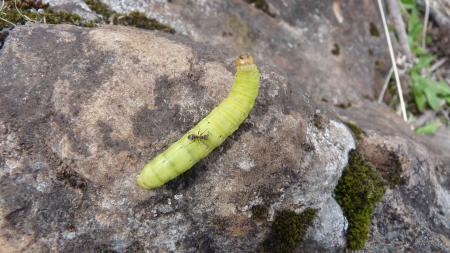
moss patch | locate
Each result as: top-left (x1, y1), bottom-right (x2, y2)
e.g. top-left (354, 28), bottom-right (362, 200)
top-left (0, 0), bottom-right (94, 30)
top-left (334, 149), bottom-right (385, 250)
top-left (0, 0), bottom-right (175, 49)
top-left (369, 22), bottom-right (380, 37)
top-left (0, 0), bottom-right (96, 48)
top-left (85, 0), bottom-right (175, 33)
top-left (251, 204), bottom-right (269, 220)
top-left (112, 11), bottom-right (174, 32)
top-left (331, 43), bottom-right (340, 55)
top-left (85, 0), bottom-right (115, 18)
top-left (335, 102), bottom-right (352, 109)
top-left (343, 120), bottom-right (364, 140)
top-left (262, 208), bottom-right (317, 253)
top-left (244, 0), bottom-right (276, 17)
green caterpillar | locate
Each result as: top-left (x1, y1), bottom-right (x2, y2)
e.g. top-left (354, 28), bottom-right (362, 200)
top-left (137, 54), bottom-right (260, 189)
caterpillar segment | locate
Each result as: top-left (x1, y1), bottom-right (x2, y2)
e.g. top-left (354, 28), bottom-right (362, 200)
top-left (137, 54), bottom-right (260, 189)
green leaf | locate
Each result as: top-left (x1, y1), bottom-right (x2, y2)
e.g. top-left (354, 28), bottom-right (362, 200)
top-left (412, 75), bottom-right (447, 111)
top-left (444, 96), bottom-right (450, 104)
top-left (414, 92), bottom-right (427, 111)
top-left (411, 75), bottom-right (427, 111)
top-left (436, 81), bottom-right (450, 96)
top-left (400, 0), bottom-right (414, 5)
top-left (424, 87), bottom-right (441, 111)
top-left (412, 46), bottom-right (428, 56)
top-left (416, 55), bottom-right (434, 69)
top-left (408, 12), bottom-right (422, 39)
top-left (415, 122), bottom-right (440, 134)
top-left (409, 24), bottom-right (421, 40)
top-left (411, 73), bottom-right (426, 91)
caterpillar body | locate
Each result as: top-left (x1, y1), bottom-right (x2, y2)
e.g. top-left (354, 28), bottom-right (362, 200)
top-left (137, 54), bottom-right (260, 189)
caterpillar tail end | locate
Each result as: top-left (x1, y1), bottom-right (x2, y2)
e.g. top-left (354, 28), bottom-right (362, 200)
top-left (136, 173), bottom-right (163, 190)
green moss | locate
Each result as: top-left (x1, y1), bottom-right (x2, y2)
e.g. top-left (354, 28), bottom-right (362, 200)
top-left (81, 19), bottom-right (96, 28)
top-left (85, 0), bottom-right (115, 18)
top-left (7, 0), bottom-right (49, 10)
top-left (85, 0), bottom-right (175, 33)
top-left (251, 204), bottom-right (268, 220)
top-left (112, 11), bottom-right (175, 33)
top-left (0, 0), bottom-right (175, 43)
top-left (331, 43), bottom-right (340, 55)
top-left (244, 0), bottom-right (276, 17)
top-left (343, 120), bottom-right (364, 140)
top-left (42, 10), bottom-right (84, 25)
top-left (0, 0), bottom-right (95, 30)
top-left (334, 150), bottom-right (385, 250)
top-left (374, 59), bottom-right (386, 70)
top-left (262, 208), bottom-right (317, 253)
top-left (369, 22), bottom-right (380, 37)
top-left (335, 102), bottom-right (352, 109)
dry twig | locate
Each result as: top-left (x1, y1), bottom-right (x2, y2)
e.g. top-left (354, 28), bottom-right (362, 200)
top-left (386, 0), bottom-right (413, 61)
top-left (422, 0), bottom-right (430, 48)
top-left (429, 58), bottom-right (447, 74)
top-left (378, 66), bottom-right (394, 103)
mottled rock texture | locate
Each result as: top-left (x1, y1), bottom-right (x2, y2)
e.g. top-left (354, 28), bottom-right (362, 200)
top-left (2, 0), bottom-right (450, 252)
top-left (417, 0), bottom-right (450, 28)
top-left (0, 24), bottom-right (353, 252)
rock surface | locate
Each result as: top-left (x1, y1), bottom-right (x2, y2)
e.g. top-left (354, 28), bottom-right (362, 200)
top-left (0, 24), bottom-right (354, 252)
top-left (2, 0), bottom-right (450, 252)
top-left (418, 0), bottom-right (450, 28)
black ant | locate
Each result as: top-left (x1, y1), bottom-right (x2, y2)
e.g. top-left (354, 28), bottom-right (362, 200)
top-left (188, 129), bottom-right (209, 141)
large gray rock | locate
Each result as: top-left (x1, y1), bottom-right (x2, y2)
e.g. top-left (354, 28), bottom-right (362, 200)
top-left (49, 0), bottom-right (390, 105)
top-left (79, 1), bottom-right (449, 251)
top-left (63, 0), bottom-right (450, 251)
top-left (3, 0), bottom-right (450, 252)
top-left (0, 24), bottom-right (354, 252)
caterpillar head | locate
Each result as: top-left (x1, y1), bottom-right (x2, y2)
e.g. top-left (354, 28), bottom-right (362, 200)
top-left (236, 53), bottom-right (254, 67)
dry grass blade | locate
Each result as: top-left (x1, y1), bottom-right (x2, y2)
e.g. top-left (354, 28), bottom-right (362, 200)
top-left (1, 0), bottom-right (16, 27)
top-left (0, 16), bottom-right (16, 26)
top-left (378, 66), bottom-right (394, 103)
top-left (377, 0), bottom-right (408, 122)
top-left (14, 0), bottom-right (32, 22)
